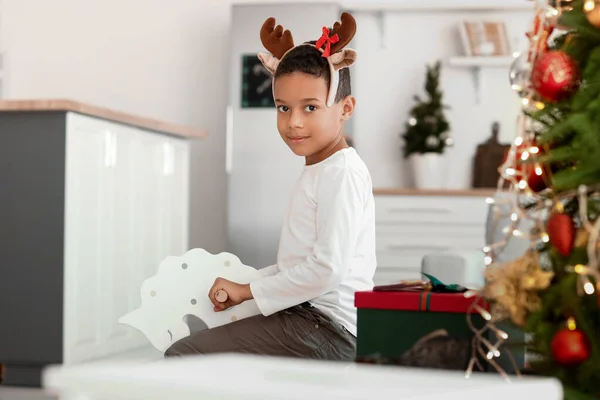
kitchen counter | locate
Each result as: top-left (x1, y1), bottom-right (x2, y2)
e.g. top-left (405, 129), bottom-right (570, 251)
top-left (0, 99), bottom-right (208, 139)
top-left (373, 187), bottom-right (497, 197)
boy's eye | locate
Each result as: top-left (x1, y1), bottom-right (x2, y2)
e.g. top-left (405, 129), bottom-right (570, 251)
top-left (277, 105), bottom-right (289, 113)
top-left (305, 105), bottom-right (317, 112)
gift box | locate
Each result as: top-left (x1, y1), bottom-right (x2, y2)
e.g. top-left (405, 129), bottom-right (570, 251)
top-left (355, 289), bottom-right (486, 361)
top-left (354, 279), bottom-right (526, 373)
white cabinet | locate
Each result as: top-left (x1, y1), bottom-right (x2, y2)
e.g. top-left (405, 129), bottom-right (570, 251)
top-left (373, 193), bottom-right (489, 286)
top-left (62, 113), bottom-right (189, 364)
top-left (0, 104), bottom-right (196, 387)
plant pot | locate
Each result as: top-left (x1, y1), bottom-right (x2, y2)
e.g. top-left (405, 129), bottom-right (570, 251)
top-left (408, 153), bottom-right (446, 189)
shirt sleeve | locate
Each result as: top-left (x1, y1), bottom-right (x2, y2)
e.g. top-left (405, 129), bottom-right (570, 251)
top-left (258, 264), bottom-right (278, 278)
top-left (249, 166), bottom-right (366, 316)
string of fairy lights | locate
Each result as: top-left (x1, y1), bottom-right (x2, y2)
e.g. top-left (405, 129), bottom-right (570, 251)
top-left (463, 0), bottom-right (600, 379)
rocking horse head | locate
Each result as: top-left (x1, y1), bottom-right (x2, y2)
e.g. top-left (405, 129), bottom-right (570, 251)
top-left (119, 249), bottom-right (262, 352)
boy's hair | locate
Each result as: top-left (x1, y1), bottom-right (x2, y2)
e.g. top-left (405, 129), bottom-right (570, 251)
top-left (274, 41), bottom-right (351, 104)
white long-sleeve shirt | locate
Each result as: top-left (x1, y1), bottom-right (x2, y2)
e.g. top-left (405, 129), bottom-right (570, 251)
top-left (249, 147), bottom-right (377, 336)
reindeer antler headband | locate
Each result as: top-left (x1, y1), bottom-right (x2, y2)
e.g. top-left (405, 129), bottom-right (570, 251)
top-left (257, 12), bottom-right (358, 107)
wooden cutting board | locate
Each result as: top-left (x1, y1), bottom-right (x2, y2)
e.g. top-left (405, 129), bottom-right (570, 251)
top-left (472, 122), bottom-right (511, 188)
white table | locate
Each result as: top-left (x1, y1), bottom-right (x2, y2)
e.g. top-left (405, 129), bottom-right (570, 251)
top-left (42, 354), bottom-right (563, 400)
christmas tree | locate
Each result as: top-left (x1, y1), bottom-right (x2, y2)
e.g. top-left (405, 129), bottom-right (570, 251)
top-left (471, 1), bottom-right (600, 398)
top-left (401, 60), bottom-right (452, 158)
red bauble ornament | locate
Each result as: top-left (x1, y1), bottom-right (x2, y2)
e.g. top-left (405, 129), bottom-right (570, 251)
top-left (503, 142), bottom-right (549, 192)
top-left (531, 51), bottom-right (580, 102)
top-left (547, 212), bottom-right (575, 257)
top-left (551, 328), bottom-right (590, 366)
top-left (527, 167), bottom-right (548, 192)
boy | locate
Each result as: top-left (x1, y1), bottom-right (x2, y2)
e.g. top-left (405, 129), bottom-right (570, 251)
top-left (165, 12), bottom-right (376, 361)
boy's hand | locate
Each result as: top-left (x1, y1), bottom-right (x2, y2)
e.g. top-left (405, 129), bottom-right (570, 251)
top-left (208, 277), bottom-right (253, 312)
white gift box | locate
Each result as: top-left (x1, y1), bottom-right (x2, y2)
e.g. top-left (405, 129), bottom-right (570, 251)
top-left (421, 250), bottom-right (486, 289)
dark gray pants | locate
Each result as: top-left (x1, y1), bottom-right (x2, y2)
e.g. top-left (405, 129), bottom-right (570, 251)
top-left (164, 303), bottom-right (356, 361)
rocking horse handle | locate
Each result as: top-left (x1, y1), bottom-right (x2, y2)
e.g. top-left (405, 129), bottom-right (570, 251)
top-left (215, 289), bottom-right (229, 303)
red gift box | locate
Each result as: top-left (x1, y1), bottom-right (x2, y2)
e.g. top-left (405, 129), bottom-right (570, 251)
top-left (354, 290), bottom-right (488, 313)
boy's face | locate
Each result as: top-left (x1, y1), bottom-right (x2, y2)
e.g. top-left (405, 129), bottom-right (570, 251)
top-left (273, 72), bottom-right (355, 165)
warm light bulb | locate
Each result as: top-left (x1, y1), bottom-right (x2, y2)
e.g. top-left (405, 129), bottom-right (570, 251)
top-left (574, 264), bottom-right (587, 274)
top-left (485, 197), bottom-right (495, 204)
top-left (479, 309), bottom-right (492, 321)
top-left (512, 229), bottom-right (523, 237)
top-left (584, 0), bottom-right (595, 12)
top-left (584, 281), bottom-right (595, 295)
top-left (530, 147), bottom-right (539, 154)
top-left (511, 213), bottom-right (519, 221)
top-left (521, 151), bottom-right (530, 160)
top-left (519, 180), bottom-right (528, 189)
top-left (535, 166), bottom-right (543, 175)
top-left (535, 101), bottom-right (545, 110)
top-left (567, 317), bottom-right (577, 331)
top-left (485, 256), bottom-right (493, 266)
top-left (541, 232), bottom-right (550, 243)
top-left (515, 137), bottom-right (523, 146)
top-left (506, 168), bottom-right (516, 176)
top-left (483, 246), bottom-right (491, 253)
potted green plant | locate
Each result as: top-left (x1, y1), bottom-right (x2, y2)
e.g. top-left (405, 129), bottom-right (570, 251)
top-left (401, 60), bottom-right (452, 189)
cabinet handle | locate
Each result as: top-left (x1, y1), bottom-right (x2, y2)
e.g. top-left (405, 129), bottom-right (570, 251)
top-left (162, 141), bottom-right (174, 176)
top-left (225, 105), bottom-right (233, 175)
top-left (104, 130), bottom-right (117, 167)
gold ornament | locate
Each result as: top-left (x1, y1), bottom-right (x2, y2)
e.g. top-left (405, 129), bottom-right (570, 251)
top-left (584, 0), bottom-right (600, 28)
top-left (575, 227), bottom-right (590, 247)
top-left (483, 251), bottom-right (554, 327)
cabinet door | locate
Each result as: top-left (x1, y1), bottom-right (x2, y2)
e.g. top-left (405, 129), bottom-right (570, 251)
top-left (131, 131), bottom-right (189, 277)
top-left (63, 113), bottom-right (114, 363)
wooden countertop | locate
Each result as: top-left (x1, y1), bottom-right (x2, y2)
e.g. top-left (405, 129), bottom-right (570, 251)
top-left (373, 187), bottom-right (497, 197)
top-left (0, 99), bottom-right (208, 139)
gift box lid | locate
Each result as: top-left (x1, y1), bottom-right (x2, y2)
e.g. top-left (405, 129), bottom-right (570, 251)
top-left (354, 290), bottom-right (488, 314)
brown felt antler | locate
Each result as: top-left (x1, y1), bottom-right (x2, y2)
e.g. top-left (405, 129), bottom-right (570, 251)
top-left (260, 17), bottom-right (295, 59)
top-left (329, 12), bottom-right (357, 55)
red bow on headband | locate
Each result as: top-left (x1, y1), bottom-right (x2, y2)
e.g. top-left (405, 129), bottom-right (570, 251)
top-left (315, 26), bottom-right (339, 57)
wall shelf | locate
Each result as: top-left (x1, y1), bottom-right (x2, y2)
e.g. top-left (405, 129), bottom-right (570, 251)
top-left (448, 56), bottom-right (516, 68)
top-left (341, 0), bottom-right (534, 12)
top-left (447, 56), bottom-right (516, 104)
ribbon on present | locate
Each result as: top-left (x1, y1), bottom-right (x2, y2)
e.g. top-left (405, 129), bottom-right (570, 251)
top-left (373, 273), bottom-right (468, 294)
top-left (371, 274), bottom-right (469, 312)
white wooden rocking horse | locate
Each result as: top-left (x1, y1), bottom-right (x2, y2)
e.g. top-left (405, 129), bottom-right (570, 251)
top-left (119, 248), bottom-right (262, 352)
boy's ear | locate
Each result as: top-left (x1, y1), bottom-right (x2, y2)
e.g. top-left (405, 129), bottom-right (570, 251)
top-left (341, 96), bottom-right (356, 120)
